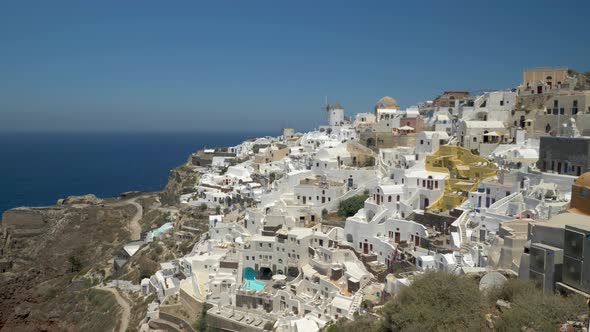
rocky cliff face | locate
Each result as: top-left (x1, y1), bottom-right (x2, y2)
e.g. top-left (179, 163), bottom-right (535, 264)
top-left (160, 163), bottom-right (200, 206)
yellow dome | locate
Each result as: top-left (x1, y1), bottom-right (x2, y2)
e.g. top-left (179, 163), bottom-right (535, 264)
top-left (375, 96), bottom-right (399, 110)
top-left (575, 172), bottom-right (590, 187)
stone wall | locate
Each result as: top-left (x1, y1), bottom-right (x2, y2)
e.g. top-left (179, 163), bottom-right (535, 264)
top-left (207, 311), bottom-right (266, 332)
top-left (359, 132), bottom-right (416, 151)
top-left (536, 136), bottom-right (590, 175)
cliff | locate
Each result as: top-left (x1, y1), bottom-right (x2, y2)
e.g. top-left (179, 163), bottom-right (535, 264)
top-left (160, 162), bottom-right (200, 206)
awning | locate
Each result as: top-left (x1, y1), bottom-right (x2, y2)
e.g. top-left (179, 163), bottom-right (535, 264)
top-left (272, 274), bottom-right (287, 281)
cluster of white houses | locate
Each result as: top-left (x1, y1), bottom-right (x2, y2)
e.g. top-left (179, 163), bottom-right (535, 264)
top-left (141, 68), bottom-right (590, 332)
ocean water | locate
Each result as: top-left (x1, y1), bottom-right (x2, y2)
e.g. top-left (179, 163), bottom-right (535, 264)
top-left (0, 132), bottom-right (271, 215)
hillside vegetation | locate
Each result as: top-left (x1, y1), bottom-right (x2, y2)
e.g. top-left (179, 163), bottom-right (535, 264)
top-left (326, 271), bottom-right (587, 332)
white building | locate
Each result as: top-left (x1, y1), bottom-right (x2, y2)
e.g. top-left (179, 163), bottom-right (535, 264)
top-left (458, 120), bottom-right (507, 156)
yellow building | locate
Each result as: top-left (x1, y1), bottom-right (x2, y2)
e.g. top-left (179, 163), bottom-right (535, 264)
top-left (253, 144), bottom-right (289, 164)
top-left (425, 145), bottom-right (497, 211)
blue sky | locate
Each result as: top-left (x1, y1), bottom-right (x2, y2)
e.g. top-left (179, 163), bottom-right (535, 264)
top-left (1, 0), bottom-right (589, 132)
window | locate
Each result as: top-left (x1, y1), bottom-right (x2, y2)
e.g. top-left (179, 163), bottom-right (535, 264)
top-left (560, 108), bottom-right (565, 115)
top-left (473, 137), bottom-right (477, 142)
top-left (554, 100), bottom-right (558, 107)
top-left (388, 196), bottom-right (392, 202)
top-left (420, 140), bottom-right (424, 145)
top-left (573, 100), bottom-right (579, 115)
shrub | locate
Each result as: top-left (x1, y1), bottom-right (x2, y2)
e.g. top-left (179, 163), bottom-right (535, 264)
top-left (380, 271), bottom-right (483, 331)
top-left (363, 156), bottom-right (375, 167)
top-left (138, 257), bottom-right (158, 280)
top-left (68, 255), bottom-right (83, 273)
top-left (489, 279), bottom-right (587, 332)
top-left (326, 316), bottom-right (378, 332)
top-left (337, 193), bottom-right (369, 218)
top-left (263, 321), bottom-right (274, 330)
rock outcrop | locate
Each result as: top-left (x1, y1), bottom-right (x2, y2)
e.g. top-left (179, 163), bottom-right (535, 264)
top-left (160, 164), bottom-right (199, 206)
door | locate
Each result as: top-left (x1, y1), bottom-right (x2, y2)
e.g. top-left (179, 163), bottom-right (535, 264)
top-left (415, 236), bottom-right (420, 246)
top-left (363, 243), bottom-right (369, 254)
top-left (303, 196), bottom-right (306, 204)
top-left (394, 232), bottom-right (400, 243)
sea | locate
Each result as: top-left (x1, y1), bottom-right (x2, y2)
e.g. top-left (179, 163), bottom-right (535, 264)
top-left (0, 131), bottom-right (273, 215)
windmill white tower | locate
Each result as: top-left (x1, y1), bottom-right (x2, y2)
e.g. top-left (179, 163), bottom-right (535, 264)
top-left (321, 96), bottom-right (344, 126)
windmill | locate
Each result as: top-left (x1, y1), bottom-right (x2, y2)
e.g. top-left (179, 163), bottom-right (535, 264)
top-left (320, 96), bottom-right (332, 115)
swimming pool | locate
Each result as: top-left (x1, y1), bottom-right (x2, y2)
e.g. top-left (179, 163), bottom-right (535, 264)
top-left (242, 267), bottom-right (266, 291)
top-left (242, 279), bottom-right (266, 292)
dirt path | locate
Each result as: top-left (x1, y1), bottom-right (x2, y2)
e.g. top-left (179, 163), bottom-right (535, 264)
top-left (111, 198), bottom-right (143, 240)
top-left (95, 286), bottom-right (131, 332)
top-left (127, 200), bottom-right (143, 240)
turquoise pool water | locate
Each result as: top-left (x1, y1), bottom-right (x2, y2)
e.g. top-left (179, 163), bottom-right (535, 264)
top-left (243, 279), bottom-right (266, 291)
top-left (242, 267), bottom-right (265, 291)
top-left (153, 222), bottom-right (174, 236)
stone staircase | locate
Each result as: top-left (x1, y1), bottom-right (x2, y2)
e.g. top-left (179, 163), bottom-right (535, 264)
top-left (454, 252), bottom-right (463, 268)
top-left (348, 278), bottom-right (378, 317)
